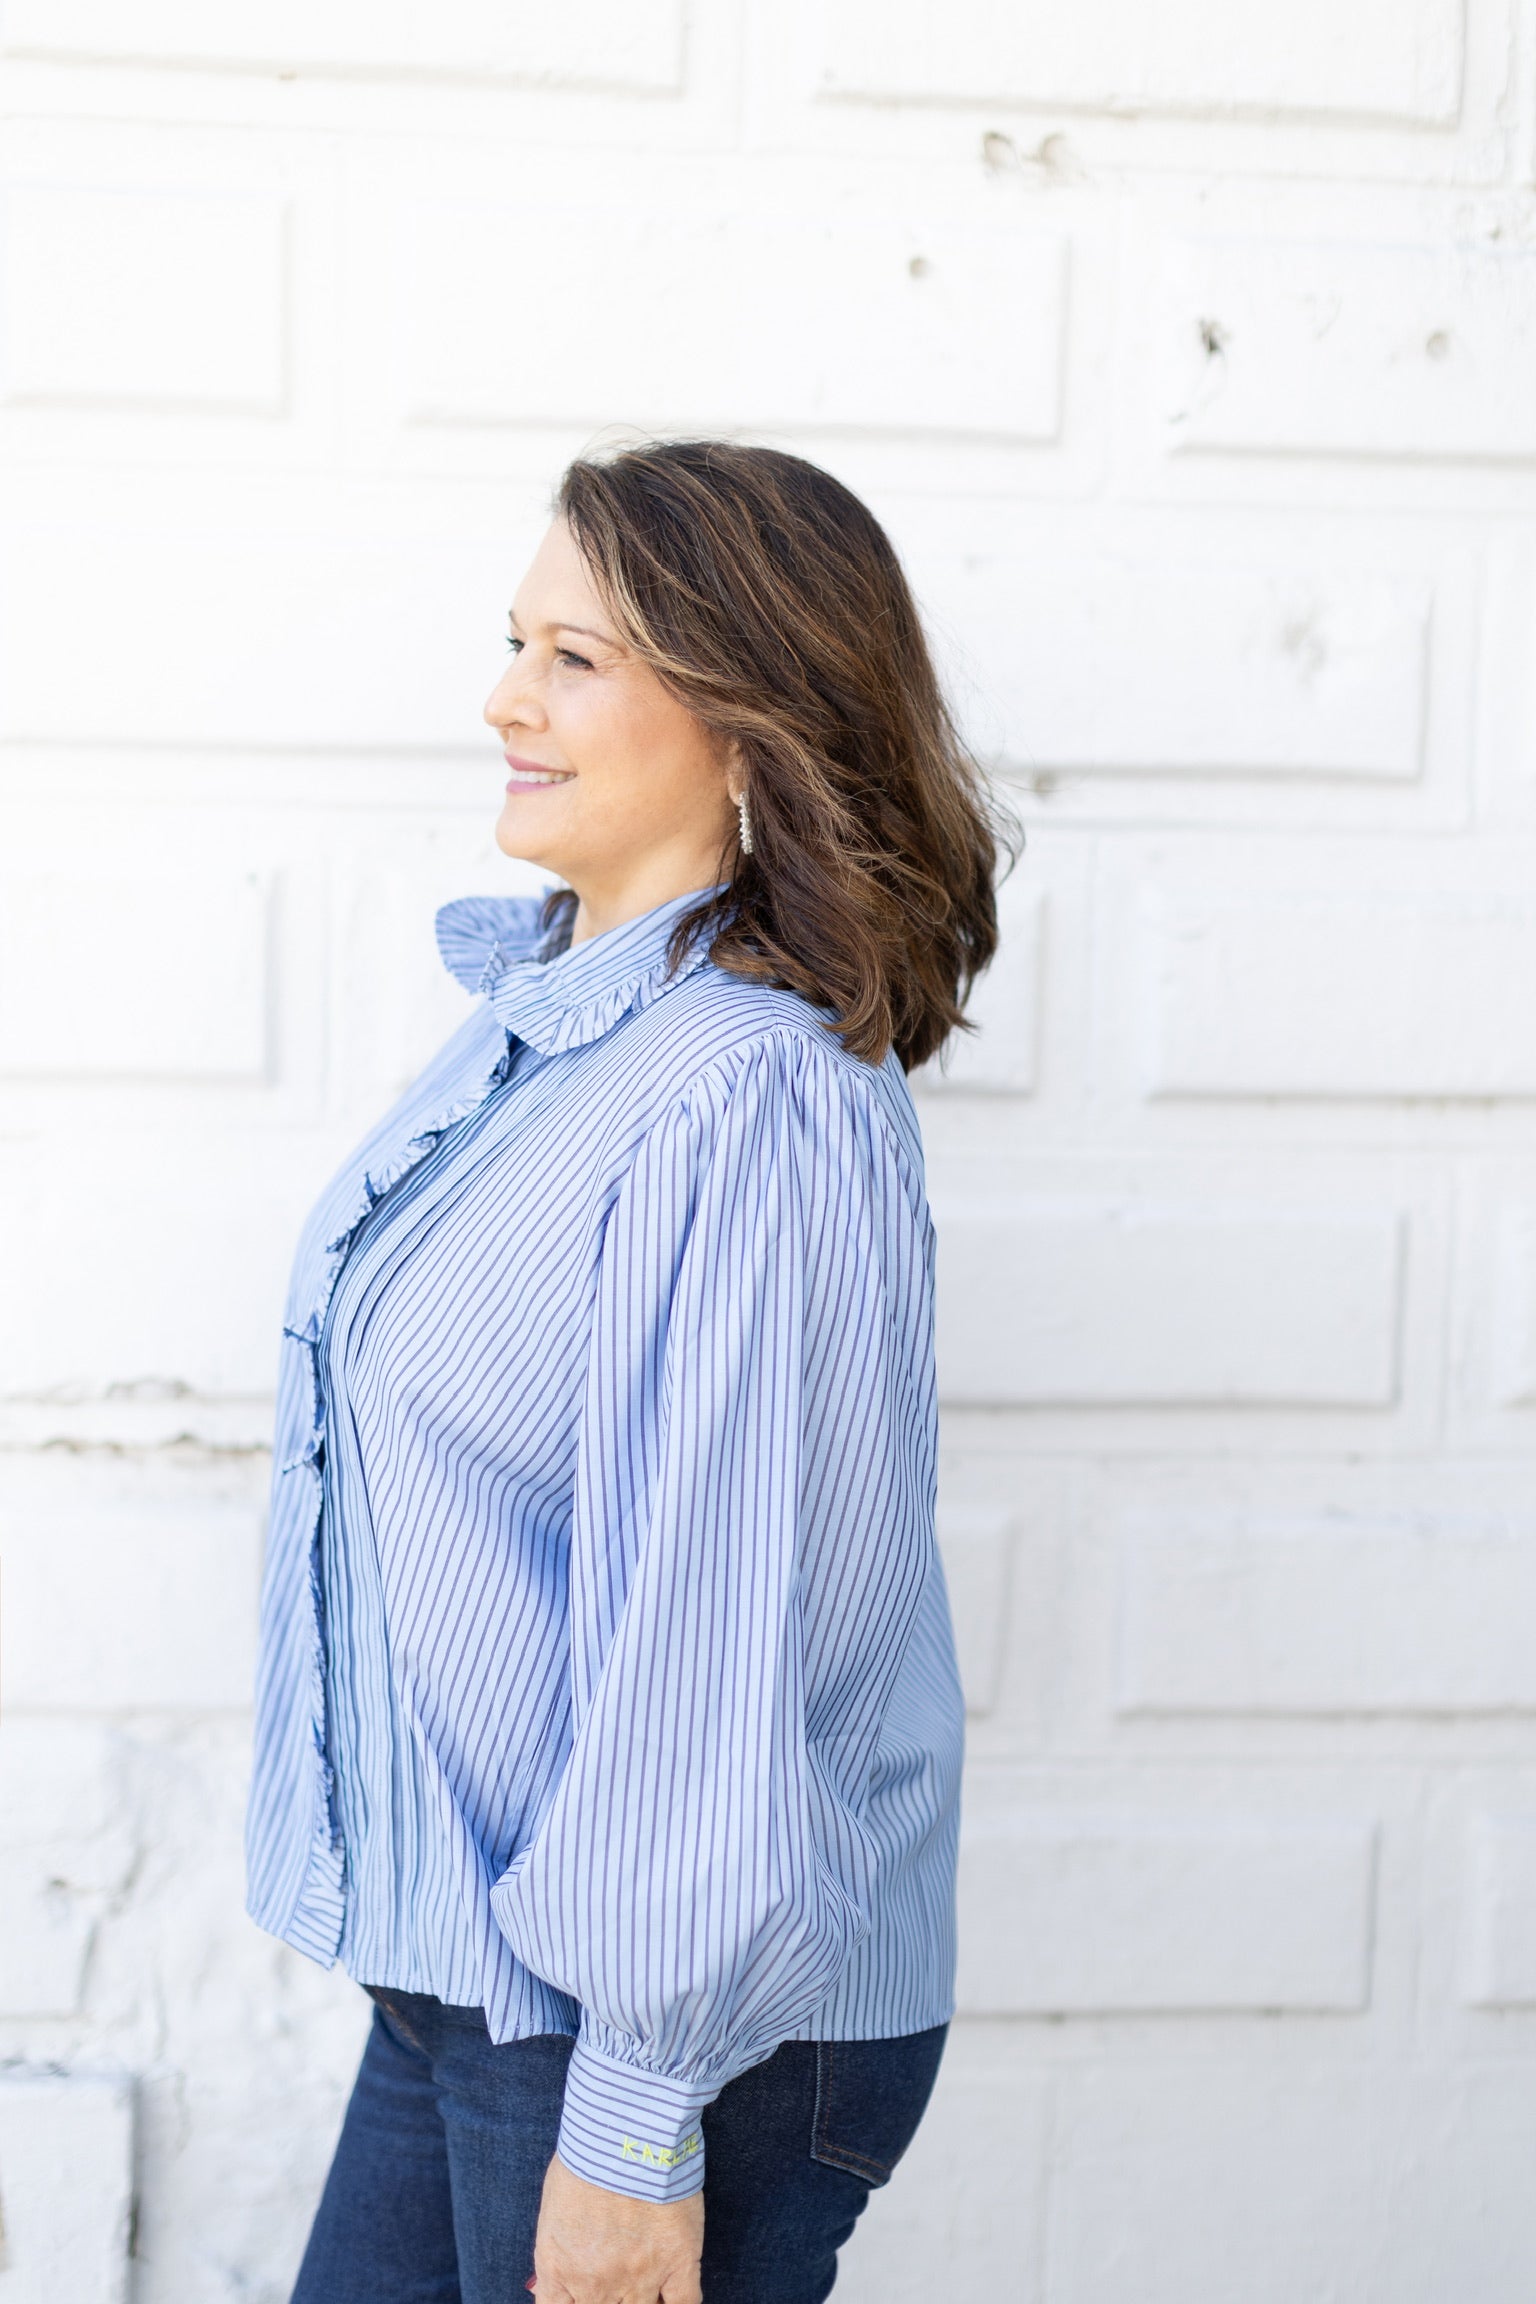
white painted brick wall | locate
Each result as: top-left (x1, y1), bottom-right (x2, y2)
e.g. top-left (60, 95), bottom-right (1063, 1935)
top-left (819, 0), bottom-right (1469, 122)
top-left (1459, 1811), bottom-right (1536, 2002)
top-left (0, 2077), bottom-right (133, 2304)
top-left (957, 1803), bottom-right (1378, 2013)
top-left (1160, 232), bottom-right (1536, 462)
top-left (934, 1199), bottom-right (1405, 1404)
top-left (3, 184), bottom-right (290, 415)
top-left (3, 6), bottom-right (1536, 2298)
top-left (2, 0), bottom-right (690, 90)
top-left (1043, 2064), bottom-right (1536, 2304)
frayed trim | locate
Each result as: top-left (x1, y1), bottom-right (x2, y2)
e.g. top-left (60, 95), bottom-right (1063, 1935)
top-left (276, 1026), bottom-right (523, 1911)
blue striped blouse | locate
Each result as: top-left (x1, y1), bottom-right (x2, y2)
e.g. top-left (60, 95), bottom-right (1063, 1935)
top-left (246, 887), bottom-right (962, 2201)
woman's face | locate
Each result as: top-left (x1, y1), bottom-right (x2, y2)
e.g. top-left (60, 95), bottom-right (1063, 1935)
top-left (483, 518), bottom-right (736, 938)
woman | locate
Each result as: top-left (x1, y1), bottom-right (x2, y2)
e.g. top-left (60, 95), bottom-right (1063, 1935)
top-left (247, 440), bottom-right (1004, 2304)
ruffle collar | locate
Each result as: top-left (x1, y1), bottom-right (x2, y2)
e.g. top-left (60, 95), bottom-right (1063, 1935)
top-left (434, 886), bottom-right (718, 1057)
top-left (283, 888), bottom-right (717, 1477)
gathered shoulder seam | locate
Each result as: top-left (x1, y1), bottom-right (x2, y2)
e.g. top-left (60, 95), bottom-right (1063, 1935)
top-left (657, 1017), bottom-right (925, 1208)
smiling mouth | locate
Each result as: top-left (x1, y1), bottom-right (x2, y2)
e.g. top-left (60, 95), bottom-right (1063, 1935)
top-left (504, 756), bottom-right (574, 788)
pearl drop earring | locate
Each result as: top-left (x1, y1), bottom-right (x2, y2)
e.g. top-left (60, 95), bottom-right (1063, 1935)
top-left (736, 790), bottom-right (754, 856)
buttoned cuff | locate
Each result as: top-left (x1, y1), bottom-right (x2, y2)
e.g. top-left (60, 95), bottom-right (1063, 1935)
top-left (556, 2037), bottom-right (714, 2202)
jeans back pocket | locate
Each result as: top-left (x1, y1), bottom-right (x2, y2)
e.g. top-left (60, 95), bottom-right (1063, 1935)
top-left (809, 2025), bottom-right (948, 2188)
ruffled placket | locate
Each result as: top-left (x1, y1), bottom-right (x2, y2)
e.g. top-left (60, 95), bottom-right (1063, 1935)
top-left (261, 885), bottom-right (720, 1957)
top-left (277, 1012), bottom-right (522, 1949)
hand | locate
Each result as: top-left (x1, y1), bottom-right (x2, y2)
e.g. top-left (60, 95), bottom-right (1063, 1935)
top-left (531, 2152), bottom-right (703, 2304)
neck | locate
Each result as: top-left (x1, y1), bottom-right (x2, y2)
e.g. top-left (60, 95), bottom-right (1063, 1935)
top-left (565, 852), bottom-right (727, 946)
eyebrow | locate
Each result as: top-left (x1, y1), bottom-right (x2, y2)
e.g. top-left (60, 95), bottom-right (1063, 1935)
top-left (508, 611), bottom-right (617, 645)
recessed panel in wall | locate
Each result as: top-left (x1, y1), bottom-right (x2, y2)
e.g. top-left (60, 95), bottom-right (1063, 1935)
top-left (1119, 1525), bottom-right (1536, 1714)
top-left (1490, 1202), bottom-right (1536, 1407)
top-left (0, 870), bottom-right (270, 1080)
top-left (1461, 1814), bottom-right (1536, 2005)
top-left (405, 201), bottom-right (1066, 442)
top-left (1145, 890), bottom-right (1536, 1097)
top-left (1053, 2066), bottom-right (1536, 2304)
top-left (926, 558), bottom-right (1429, 779)
top-left (1, 0), bottom-right (686, 90)
top-left (958, 1809), bottom-right (1376, 2012)
top-left (818, 0), bottom-right (1465, 124)
top-left (1163, 235), bottom-right (1536, 461)
top-left (935, 1200), bottom-right (1403, 1405)
top-left (2, 183), bottom-right (287, 414)
top-left (0, 513), bottom-right (523, 748)
top-left (0, 1456), bottom-right (261, 1709)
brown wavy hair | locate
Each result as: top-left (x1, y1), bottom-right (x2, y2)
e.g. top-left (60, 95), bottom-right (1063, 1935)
top-left (554, 440), bottom-right (1011, 1072)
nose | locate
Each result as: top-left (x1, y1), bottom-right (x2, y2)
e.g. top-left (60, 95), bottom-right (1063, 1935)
top-left (483, 657), bottom-right (546, 733)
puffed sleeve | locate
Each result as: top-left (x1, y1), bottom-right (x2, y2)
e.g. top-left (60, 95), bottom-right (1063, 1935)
top-left (487, 1029), bottom-right (937, 2202)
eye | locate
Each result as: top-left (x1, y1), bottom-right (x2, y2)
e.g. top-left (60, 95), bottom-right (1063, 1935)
top-left (556, 647), bottom-right (594, 672)
top-left (504, 634), bottom-right (523, 655)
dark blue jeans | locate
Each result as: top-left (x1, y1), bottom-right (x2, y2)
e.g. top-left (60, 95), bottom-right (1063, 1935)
top-left (292, 1989), bottom-right (946, 2304)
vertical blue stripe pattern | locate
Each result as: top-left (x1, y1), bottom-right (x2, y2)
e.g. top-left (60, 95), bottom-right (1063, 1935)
top-left (246, 888), bottom-right (963, 2201)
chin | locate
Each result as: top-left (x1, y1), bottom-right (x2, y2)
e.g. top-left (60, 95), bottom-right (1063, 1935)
top-left (494, 803), bottom-right (551, 866)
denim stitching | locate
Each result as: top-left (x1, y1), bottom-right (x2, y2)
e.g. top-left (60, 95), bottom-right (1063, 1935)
top-left (810, 2043), bottom-right (894, 2183)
